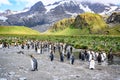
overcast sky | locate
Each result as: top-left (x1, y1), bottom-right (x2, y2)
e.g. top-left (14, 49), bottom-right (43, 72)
top-left (0, 0), bottom-right (120, 11)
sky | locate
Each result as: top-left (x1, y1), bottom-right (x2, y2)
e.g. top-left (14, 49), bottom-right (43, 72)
top-left (0, 0), bottom-right (120, 11)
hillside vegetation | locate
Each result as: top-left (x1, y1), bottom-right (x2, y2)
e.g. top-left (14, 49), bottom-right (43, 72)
top-left (0, 26), bottom-right (40, 35)
top-left (104, 24), bottom-right (120, 35)
top-left (46, 13), bottom-right (109, 35)
top-left (45, 12), bottom-right (120, 36)
top-left (49, 18), bottom-right (75, 32)
top-left (73, 13), bottom-right (108, 33)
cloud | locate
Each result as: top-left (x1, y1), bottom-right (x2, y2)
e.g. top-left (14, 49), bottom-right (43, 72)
top-left (1, 0), bottom-right (120, 7)
top-left (0, 0), bottom-right (11, 6)
top-left (77, 0), bottom-right (120, 4)
top-left (39, 0), bottom-right (60, 5)
top-left (14, 0), bottom-right (40, 7)
top-left (97, 0), bottom-right (120, 4)
top-left (30, 0), bottom-right (120, 7)
top-left (1, 0), bottom-right (120, 11)
top-left (14, 0), bottom-right (59, 7)
top-left (10, 0), bottom-right (120, 8)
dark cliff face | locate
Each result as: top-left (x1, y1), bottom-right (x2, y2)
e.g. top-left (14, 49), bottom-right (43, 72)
top-left (107, 12), bottom-right (120, 23)
top-left (62, 1), bottom-right (84, 13)
top-left (81, 2), bottom-right (108, 13)
top-left (29, 1), bottom-right (46, 13)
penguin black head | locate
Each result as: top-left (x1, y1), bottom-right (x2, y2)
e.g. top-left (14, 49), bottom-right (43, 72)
top-left (29, 55), bottom-right (34, 58)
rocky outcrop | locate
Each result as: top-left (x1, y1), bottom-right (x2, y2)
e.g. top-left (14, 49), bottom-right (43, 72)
top-left (107, 12), bottom-right (120, 23)
top-left (29, 1), bottom-right (46, 13)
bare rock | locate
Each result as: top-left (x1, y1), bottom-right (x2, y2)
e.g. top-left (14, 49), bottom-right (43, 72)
top-left (0, 78), bottom-right (7, 80)
top-left (18, 77), bottom-right (27, 80)
top-left (8, 72), bottom-right (15, 75)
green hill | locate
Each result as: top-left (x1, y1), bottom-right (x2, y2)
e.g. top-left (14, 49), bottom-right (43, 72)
top-left (49, 18), bottom-right (75, 32)
top-left (72, 13), bottom-right (108, 34)
top-left (45, 13), bottom-right (108, 35)
top-left (0, 26), bottom-right (40, 35)
top-left (104, 12), bottom-right (120, 35)
top-left (104, 24), bottom-right (120, 35)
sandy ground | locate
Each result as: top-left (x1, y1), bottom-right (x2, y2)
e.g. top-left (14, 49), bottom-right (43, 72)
top-left (0, 46), bottom-right (120, 80)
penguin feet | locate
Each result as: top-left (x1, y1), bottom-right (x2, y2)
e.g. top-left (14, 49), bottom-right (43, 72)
top-left (31, 68), bottom-right (38, 71)
top-left (31, 69), bottom-right (35, 71)
top-left (35, 69), bottom-right (38, 71)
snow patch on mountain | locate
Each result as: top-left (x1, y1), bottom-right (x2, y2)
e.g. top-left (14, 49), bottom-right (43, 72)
top-left (100, 5), bottom-right (118, 15)
top-left (0, 16), bottom-right (8, 22)
top-left (108, 6), bottom-right (118, 12)
top-left (65, 11), bottom-right (78, 17)
top-left (79, 4), bottom-right (94, 13)
top-left (45, 0), bottom-right (78, 13)
top-left (12, 8), bottom-right (30, 14)
top-left (27, 13), bottom-right (36, 18)
top-left (45, 4), bottom-right (58, 13)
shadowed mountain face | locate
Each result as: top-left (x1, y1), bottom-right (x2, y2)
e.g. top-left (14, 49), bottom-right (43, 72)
top-left (29, 1), bottom-right (46, 13)
top-left (107, 12), bottom-right (120, 23)
top-left (0, 0), bottom-right (119, 32)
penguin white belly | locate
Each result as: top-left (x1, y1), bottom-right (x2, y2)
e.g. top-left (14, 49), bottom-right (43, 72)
top-left (89, 54), bottom-right (92, 61)
top-left (0, 44), bottom-right (2, 48)
top-left (31, 59), bottom-right (34, 69)
top-left (37, 49), bottom-right (40, 54)
top-left (89, 60), bottom-right (95, 69)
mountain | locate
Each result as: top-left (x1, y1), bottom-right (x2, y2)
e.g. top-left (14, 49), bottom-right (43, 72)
top-left (0, 26), bottom-right (40, 35)
top-left (0, 8), bottom-right (29, 16)
top-left (0, 0), bottom-right (119, 32)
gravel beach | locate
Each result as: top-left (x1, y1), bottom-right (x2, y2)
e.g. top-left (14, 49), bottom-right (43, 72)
top-left (0, 46), bottom-right (120, 80)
